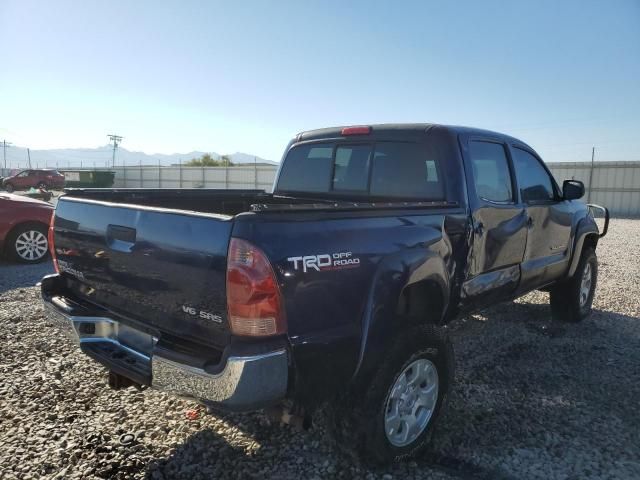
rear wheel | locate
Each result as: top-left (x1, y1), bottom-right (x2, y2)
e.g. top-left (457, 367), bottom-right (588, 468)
top-left (550, 247), bottom-right (597, 322)
top-left (36, 182), bottom-right (48, 190)
top-left (384, 358), bottom-right (439, 449)
top-left (327, 324), bottom-right (454, 464)
top-left (6, 224), bottom-right (49, 263)
top-left (4, 182), bottom-right (14, 193)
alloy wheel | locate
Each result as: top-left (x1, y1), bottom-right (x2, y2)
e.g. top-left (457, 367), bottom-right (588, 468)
top-left (579, 262), bottom-right (592, 307)
top-left (384, 358), bottom-right (439, 447)
top-left (15, 230), bottom-right (48, 261)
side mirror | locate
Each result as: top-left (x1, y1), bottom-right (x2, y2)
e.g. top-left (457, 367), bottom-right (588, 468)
top-left (563, 180), bottom-right (585, 200)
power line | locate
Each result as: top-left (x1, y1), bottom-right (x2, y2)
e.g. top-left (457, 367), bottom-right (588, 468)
top-left (488, 113), bottom-right (640, 133)
top-left (107, 134), bottom-right (123, 167)
top-left (542, 141), bottom-right (640, 149)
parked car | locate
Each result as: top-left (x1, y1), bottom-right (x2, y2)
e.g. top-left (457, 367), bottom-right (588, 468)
top-left (0, 192), bottom-right (53, 263)
top-left (42, 124), bottom-right (608, 463)
top-left (2, 169), bottom-right (65, 193)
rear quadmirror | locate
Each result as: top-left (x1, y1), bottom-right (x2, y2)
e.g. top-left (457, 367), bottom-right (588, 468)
top-left (563, 180), bottom-right (585, 200)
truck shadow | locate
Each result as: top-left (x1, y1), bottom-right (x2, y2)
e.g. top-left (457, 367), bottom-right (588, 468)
top-left (143, 417), bottom-right (495, 480)
top-left (142, 302), bottom-right (639, 479)
top-left (144, 419), bottom-right (352, 480)
top-left (433, 301), bottom-right (640, 476)
top-left (145, 427), bottom-right (250, 479)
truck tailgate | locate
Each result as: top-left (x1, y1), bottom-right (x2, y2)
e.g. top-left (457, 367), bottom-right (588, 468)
top-left (52, 196), bottom-right (232, 348)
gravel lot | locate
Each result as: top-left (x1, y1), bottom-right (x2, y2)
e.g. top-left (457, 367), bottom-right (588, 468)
top-left (1, 219), bottom-right (639, 480)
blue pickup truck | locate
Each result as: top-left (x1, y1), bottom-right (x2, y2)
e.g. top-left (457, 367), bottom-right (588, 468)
top-left (42, 124), bottom-right (608, 463)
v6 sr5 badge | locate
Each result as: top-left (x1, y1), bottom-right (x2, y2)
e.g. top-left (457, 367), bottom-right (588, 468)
top-left (287, 251), bottom-right (360, 273)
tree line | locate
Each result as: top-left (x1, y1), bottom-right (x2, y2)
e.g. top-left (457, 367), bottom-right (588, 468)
top-left (184, 153), bottom-right (234, 167)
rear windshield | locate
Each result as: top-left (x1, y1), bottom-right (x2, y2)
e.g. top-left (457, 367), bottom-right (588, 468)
top-left (276, 141), bottom-right (445, 200)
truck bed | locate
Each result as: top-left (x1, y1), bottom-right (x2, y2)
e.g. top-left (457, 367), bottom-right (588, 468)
top-left (63, 188), bottom-right (459, 215)
top-left (52, 188), bottom-right (368, 353)
top-left (62, 188), bottom-right (281, 216)
top-left (53, 188), bottom-right (461, 358)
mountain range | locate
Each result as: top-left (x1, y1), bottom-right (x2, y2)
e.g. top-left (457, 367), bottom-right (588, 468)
top-left (3, 145), bottom-right (278, 170)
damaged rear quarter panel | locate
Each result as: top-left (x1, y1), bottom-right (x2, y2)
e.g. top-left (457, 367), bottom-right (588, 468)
top-left (232, 210), bottom-right (468, 405)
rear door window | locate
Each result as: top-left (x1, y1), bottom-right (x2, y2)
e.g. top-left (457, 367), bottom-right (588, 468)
top-left (469, 141), bottom-right (513, 203)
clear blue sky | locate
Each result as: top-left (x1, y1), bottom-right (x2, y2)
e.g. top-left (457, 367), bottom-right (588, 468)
top-left (1, 0), bottom-right (639, 162)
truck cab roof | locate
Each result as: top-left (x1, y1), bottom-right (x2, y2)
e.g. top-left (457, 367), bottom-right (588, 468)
top-left (295, 123), bottom-right (533, 151)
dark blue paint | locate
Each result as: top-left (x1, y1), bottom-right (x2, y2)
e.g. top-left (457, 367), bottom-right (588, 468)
top-left (47, 124), bottom-right (604, 409)
top-left (54, 198), bottom-right (233, 349)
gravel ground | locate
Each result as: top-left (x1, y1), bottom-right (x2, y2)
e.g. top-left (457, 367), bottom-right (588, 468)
top-left (0, 219), bottom-right (639, 480)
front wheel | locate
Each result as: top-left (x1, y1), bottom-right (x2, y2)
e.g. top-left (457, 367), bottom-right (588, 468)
top-left (550, 247), bottom-right (598, 322)
top-left (4, 182), bottom-right (14, 193)
top-left (327, 324), bottom-right (454, 464)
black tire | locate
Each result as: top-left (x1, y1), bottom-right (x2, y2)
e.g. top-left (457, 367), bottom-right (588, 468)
top-left (4, 182), bottom-right (14, 193)
top-left (550, 247), bottom-right (597, 322)
top-left (5, 223), bottom-right (50, 264)
top-left (327, 324), bottom-right (454, 464)
top-left (36, 182), bottom-right (48, 190)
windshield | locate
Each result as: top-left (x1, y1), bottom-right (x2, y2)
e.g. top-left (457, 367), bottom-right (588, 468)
top-left (275, 141), bottom-right (445, 201)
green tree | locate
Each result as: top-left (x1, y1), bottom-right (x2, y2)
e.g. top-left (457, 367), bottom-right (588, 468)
top-left (184, 153), bottom-right (234, 167)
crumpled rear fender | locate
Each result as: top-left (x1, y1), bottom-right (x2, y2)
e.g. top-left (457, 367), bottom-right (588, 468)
top-left (352, 228), bottom-right (451, 381)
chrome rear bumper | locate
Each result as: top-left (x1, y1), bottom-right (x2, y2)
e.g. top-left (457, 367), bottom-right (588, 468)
top-left (44, 297), bottom-right (288, 411)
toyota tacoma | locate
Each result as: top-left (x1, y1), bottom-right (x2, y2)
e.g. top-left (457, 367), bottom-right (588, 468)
top-left (42, 124), bottom-right (608, 463)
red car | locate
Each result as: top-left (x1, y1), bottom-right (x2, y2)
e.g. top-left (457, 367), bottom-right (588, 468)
top-left (0, 193), bottom-right (53, 263)
top-left (2, 169), bottom-right (66, 193)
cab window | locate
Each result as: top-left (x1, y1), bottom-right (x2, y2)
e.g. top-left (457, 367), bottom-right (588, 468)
top-left (277, 141), bottom-right (446, 200)
top-left (276, 144), bottom-right (333, 193)
top-left (469, 141), bottom-right (513, 203)
top-left (332, 145), bottom-right (371, 192)
top-left (370, 143), bottom-right (444, 199)
top-left (511, 147), bottom-right (556, 203)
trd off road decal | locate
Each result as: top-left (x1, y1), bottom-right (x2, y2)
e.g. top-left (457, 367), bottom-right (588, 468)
top-left (287, 251), bottom-right (360, 273)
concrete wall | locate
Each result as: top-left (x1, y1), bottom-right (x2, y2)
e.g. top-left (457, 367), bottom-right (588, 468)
top-left (547, 161), bottom-right (640, 217)
top-left (112, 165), bottom-right (277, 191)
top-left (3, 161), bottom-right (639, 216)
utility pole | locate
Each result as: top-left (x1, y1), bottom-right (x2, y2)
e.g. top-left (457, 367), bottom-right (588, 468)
top-left (27, 148), bottom-right (32, 168)
top-left (587, 146), bottom-right (595, 203)
top-left (2, 140), bottom-right (12, 171)
top-left (107, 134), bottom-right (123, 168)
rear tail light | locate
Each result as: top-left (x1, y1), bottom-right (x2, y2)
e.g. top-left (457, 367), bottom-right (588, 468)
top-left (341, 126), bottom-right (371, 136)
top-left (49, 213), bottom-right (59, 273)
top-left (226, 238), bottom-right (286, 337)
